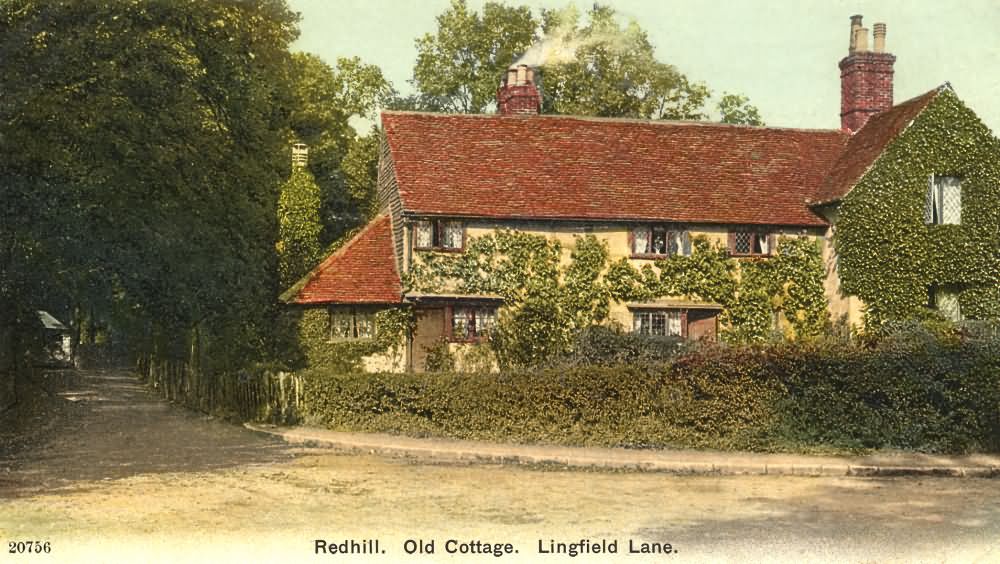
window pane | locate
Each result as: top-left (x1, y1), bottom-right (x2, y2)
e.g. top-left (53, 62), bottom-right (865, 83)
top-left (924, 180), bottom-right (935, 224)
top-left (757, 233), bottom-right (770, 255)
top-left (651, 312), bottom-right (666, 336)
top-left (355, 312), bottom-right (374, 339)
top-left (475, 307), bottom-right (496, 336)
top-left (939, 177), bottom-right (961, 224)
top-left (634, 312), bottom-right (651, 335)
top-left (452, 307), bottom-right (471, 339)
top-left (442, 222), bottom-right (464, 249)
top-left (667, 311), bottom-right (682, 336)
top-left (651, 228), bottom-right (667, 255)
top-left (632, 227), bottom-right (649, 255)
top-left (330, 311), bottom-right (353, 340)
top-left (936, 291), bottom-right (962, 322)
top-left (415, 221), bottom-right (434, 248)
top-left (680, 231), bottom-right (692, 256)
top-left (667, 231), bottom-right (680, 256)
top-left (734, 231), bottom-right (752, 254)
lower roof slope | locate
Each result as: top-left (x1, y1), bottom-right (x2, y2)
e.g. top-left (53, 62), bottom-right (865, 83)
top-left (281, 214), bottom-right (401, 305)
top-left (382, 112), bottom-right (851, 227)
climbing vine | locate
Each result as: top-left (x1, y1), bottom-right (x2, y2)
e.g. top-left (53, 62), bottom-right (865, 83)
top-left (835, 88), bottom-right (1000, 326)
top-left (277, 167), bottom-right (323, 289)
top-left (408, 230), bottom-right (829, 362)
top-left (294, 306), bottom-right (414, 372)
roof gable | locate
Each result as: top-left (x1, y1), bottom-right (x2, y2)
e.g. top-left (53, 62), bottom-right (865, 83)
top-left (815, 87), bottom-right (943, 205)
top-left (281, 214), bottom-right (402, 305)
top-left (382, 112), bottom-right (849, 227)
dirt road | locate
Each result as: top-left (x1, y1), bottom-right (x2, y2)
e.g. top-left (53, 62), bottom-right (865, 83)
top-left (2, 370), bottom-right (999, 563)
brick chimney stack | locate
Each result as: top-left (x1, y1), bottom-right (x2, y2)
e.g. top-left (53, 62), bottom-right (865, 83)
top-left (840, 15), bottom-right (895, 133)
top-left (496, 64), bottom-right (541, 115)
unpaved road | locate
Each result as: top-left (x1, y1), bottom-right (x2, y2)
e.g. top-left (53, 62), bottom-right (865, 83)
top-left (2, 370), bottom-right (999, 563)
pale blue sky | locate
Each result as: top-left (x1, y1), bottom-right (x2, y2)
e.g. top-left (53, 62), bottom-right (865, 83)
top-left (289, 0), bottom-right (1000, 132)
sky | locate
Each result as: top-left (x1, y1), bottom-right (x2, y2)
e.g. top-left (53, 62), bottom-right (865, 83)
top-left (288, 0), bottom-right (1000, 133)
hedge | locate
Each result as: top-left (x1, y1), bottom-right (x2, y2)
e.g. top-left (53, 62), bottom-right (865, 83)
top-left (299, 323), bottom-right (1000, 454)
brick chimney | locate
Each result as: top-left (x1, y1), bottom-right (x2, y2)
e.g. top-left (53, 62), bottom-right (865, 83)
top-left (839, 15), bottom-right (895, 133)
top-left (496, 64), bottom-right (541, 115)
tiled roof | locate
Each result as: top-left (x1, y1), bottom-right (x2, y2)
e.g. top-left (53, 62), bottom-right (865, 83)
top-left (816, 87), bottom-right (942, 204)
top-left (281, 214), bottom-right (401, 305)
top-left (382, 112), bottom-right (851, 227)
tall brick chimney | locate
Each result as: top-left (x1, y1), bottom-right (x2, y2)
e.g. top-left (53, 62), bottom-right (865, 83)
top-left (839, 15), bottom-right (895, 133)
top-left (497, 64), bottom-right (541, 115)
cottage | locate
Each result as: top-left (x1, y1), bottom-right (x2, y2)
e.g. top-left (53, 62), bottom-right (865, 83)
top-left (282, 15), bottom-right (1000, 372)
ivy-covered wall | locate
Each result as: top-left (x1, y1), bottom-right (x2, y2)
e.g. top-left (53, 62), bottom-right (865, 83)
top-left (406, 227), bottom-right (830, 368)
top-left (835, 88), bottom-right (1000, 325)
top-left (292, 306), bottom-right (412, 372)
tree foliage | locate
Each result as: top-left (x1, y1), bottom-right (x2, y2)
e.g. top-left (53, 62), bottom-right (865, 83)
top-left (286, 53), bottom-right (392, 243)
top-left (718, 93), bottom-right (765, 126)
top-left (277, 168), bottom-right (323, 289)
top-left (0, 0), bottom-right (300, 364)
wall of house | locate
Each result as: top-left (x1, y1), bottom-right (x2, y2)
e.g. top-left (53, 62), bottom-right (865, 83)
top-left (406, 218), bottom-right (826, 332)
top-left (294, 306), bottom-right (407, 374)
top-left (815, 206), bottom-right (866, 329)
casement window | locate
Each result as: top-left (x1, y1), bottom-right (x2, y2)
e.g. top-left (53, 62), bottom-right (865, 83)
top-left (414, 219), bottom-right (464, 251)
top-left (448, 306), bottom-right (497, 341)
top-left (728, 230), bottom-right (774, 257)
top-left (927, 285), bottom-right (963, 322)
top-left (924, 175), bottom-right (962, 225)
top-left (329, 307), bottom-right (375, 341)
top-left (632, 309), bottom-right (684, 337)
top-left (631, 226), bottom-right (691, 257)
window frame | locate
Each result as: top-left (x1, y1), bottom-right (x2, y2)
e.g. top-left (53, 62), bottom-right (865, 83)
top-left (728, 229), bottom-right (776, 257)
top-left (413, 219), bottom-right (465, 252)
top-left (925, 174), bottom-right (962, 226)
top-left (444, 304), bottom-right (498, 343)
top-left (328, 306), bottom-right (377, 342)
top-left (629, 225), bottom-right (692, 259)
top-left (631, 308), bottom-right (687, 338)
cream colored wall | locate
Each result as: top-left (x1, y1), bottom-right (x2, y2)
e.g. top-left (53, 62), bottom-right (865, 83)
top-left (407, 219), bottom-right (827, 331)
top-left (815, 207), bottom-right (866, 330)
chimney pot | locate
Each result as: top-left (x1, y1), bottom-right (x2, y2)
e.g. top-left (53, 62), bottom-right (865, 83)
top-left (291, 143), bottom-right (308, 169)
top-left (873, 23), bottom-right (887, 52)
top-left (849, 14), bottom-right (863, 51)
top-left (854, 27), bottom-right (869, 52)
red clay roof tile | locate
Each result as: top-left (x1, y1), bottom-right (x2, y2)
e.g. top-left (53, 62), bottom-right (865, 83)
top-left (382, 112), bottom-right (851, 227)
top-left (284, 214), bottom-right (401, 305)
top-left (816, 87), bottom-right (941, 204)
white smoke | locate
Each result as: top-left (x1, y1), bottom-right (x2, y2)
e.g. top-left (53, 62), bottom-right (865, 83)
top-left (514, 6), bottom-right (643, 67)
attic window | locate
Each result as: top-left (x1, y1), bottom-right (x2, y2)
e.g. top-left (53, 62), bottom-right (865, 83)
top-left (729, 230), bottom-right (774, 257)
top-left (631, 226), bottom-right (691, 257)
top-left (414, 219), bottom-right (464, 251)
top-left (925, 175), bottom-right (962, 225)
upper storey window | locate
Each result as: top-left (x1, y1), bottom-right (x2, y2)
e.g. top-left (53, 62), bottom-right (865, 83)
top-left (729, 230), bottom-right (774, 257)
top-left (415, 219), bottom-right (464, 251)
top-left (631, 226), bottom-right (691, 258)
top-left (925, 175), bottom-right (962, 225)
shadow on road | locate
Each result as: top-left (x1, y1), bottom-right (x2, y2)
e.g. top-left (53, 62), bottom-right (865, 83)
top-left (0, 368), bottom-right (295, 498)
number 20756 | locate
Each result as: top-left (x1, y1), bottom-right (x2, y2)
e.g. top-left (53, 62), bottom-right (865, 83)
top-left (9, 541), bottom-right (51, 554)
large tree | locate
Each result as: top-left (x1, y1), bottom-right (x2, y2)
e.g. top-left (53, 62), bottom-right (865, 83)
top-left (286, 53), bottom-right (392, 244)
top-left (0, 0), bottom-right (299, 366)
top-left (409, 1), bottom-right (760, 123)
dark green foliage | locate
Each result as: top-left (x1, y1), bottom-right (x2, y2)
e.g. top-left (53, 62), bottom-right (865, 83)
top-left (301, 323), bottom-right (1000, 454)
top-left (549, 325), bottom-right (685, 368)
top-left (277, 168), bottom-right (323, 288)
top-left (835, 89), bottom-right (1000, 325)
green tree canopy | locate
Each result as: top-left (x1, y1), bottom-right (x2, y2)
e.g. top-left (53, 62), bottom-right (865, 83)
top-left (718, 93), bottom-right (765, 126)
top-left (408, 1), bottom-right (753, 123)
top-left (0, 0), bottom-right (299, 363)
top-left (286, 53), bottom-right (393, 243)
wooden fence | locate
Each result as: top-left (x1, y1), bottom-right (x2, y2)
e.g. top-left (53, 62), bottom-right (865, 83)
top-left (138, 356), bottom-right (302, 424)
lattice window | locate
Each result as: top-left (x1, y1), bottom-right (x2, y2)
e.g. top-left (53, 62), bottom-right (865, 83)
top-left (730, 230), bottom-right (773, 256)
top-left (936, 290), bottom-right (963, 322)
top-left (633, 310), bottom-right (683, 337)
top-left (450, 305), bottom-right (497, 341)
top-left (329, 308), bottom-right (376, 341)
top-left (414, 221), bottom-right (434, 249)
top-left (414, 219), bottom-right (464, 250)
top-left (632, 226), bottom-right (691, 257)
top-left (442, 221), bottom-right (464, 249)
top-left (926, 175), bottom-right (962, 225)
top-left (734, 231), bottom-right (753, 255)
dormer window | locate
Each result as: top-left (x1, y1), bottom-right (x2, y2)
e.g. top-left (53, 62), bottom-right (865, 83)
top-left (631, 226), bottom-right (691, 258)
top-left (414, 219), bottom-right (464, 251)
top-left (925, 175), bottom-right (962, 225)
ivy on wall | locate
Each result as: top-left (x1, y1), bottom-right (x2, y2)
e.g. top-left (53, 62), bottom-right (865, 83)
top-left (835, 88), bottom-right (1000, 326)
top-left (294, 306), bottom-right (414, 372)
top-left (408, 229), bottom-right (829, 361)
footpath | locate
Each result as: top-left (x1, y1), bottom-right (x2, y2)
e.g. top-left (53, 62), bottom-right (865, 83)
top-left (245, 423), bottom-right (1000, 478)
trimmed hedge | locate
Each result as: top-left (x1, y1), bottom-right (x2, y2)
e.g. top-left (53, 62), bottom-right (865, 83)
top-left (300, 324), bottom-right (1000, 453)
